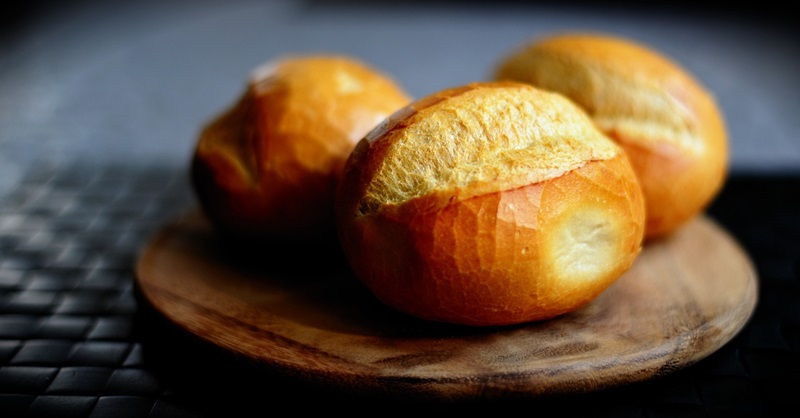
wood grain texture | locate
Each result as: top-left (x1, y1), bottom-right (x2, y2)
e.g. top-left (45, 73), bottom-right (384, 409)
top-left (134, 210), bottom-right (758, 401)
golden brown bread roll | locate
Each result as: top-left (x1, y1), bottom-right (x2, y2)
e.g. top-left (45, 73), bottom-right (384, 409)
top-left (494, 33), bottom-right (728, 239)
top-left (191, 55), bottom-right (411, 242)
top-left (335, 81), bottom-right (645, 327)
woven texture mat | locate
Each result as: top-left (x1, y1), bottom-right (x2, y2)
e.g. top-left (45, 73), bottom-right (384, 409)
top-left (0, 163), bottom-right (798, 417)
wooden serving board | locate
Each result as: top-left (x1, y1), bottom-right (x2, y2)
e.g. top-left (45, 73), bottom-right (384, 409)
top-left (135, 210), bottom-right (757, 401)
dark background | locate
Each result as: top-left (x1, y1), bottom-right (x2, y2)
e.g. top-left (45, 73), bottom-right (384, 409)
top-left (2, 0), bottom-right (798, 182)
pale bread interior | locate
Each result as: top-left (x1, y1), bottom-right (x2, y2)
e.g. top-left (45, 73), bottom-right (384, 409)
top-left (547, 204), bottom-right (622, 287)
top-left (357, 84), bottom-right (619, 216)
top-left (495, 35), bottom-right (707, 155)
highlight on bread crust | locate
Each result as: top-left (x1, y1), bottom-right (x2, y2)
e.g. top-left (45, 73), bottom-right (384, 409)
top-left (494, 33), bottom-right (728, 239)
top-left (191, 55), bottom-right (412, 242)
top-left (335, 81), bottom-right (645, 327)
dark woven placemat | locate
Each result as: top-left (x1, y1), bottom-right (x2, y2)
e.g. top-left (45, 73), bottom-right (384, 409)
top-left (1, 162), bottom-right (798, 417)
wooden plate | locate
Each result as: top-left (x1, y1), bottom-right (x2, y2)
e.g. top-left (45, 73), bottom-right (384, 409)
top-left (134, 210), bottom-right (758, 401)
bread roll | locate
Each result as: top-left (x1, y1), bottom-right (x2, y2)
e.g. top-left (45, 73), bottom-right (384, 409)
top-left (494, 33), bottom-right (728, 239)
top-left (335, 82), bottom-right (645, 327)
top-left (191, 55), bottom-right (411, 242)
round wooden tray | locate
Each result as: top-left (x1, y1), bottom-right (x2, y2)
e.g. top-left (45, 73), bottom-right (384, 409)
top-left (135, 210), bottom-right (757, 401)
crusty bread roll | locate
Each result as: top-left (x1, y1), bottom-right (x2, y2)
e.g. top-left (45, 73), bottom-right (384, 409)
top-left (335, 81), bottom-right (645, 327)
top-left (191, 55), bottom-right (411, 242)
top-left (494, 33), bottom-right (728, 239)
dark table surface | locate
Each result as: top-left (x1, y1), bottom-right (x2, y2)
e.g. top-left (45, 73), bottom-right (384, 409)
top-left (1, 1), bottom-right (798, 417)
top-left (1, 164), bottom-right (798, 417)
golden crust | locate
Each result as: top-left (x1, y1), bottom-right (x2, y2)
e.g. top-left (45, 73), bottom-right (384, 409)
top-left (336, 82), bottom-right (645, 326)
top-left (191, 55), bottom-right (411, 241)
top-left (494, 33), bottom-right (728, 238)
